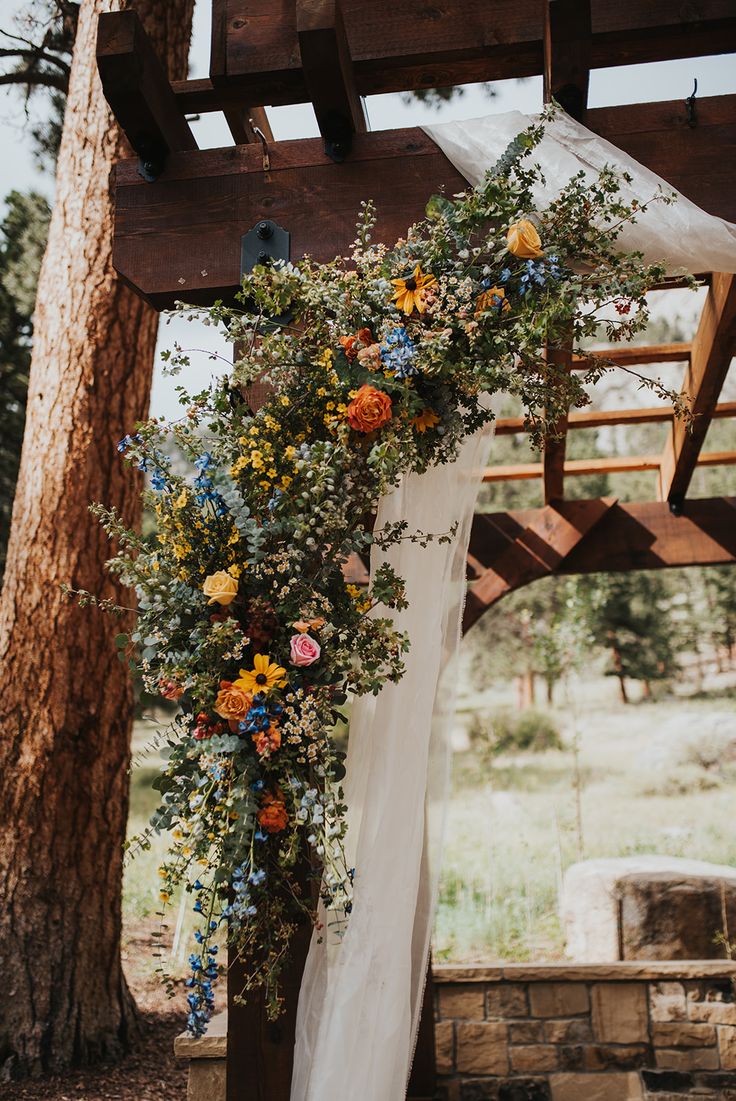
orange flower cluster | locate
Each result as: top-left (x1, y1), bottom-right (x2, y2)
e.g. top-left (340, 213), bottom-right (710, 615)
top-left (257, 791), bottom-right (289, 833)
top-left (347, 384), bottom-right (392, 433)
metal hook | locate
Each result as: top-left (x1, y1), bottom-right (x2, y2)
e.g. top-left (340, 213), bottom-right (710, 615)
top-left (249, 118), bottom-right (271, 171)
top-left (685, 78), bottom-right (698, 129)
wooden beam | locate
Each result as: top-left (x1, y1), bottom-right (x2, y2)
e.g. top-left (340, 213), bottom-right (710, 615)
top-left (465, 497), bottom-right (736, 625)
top-left (544, 0), bottom-right (591, 121)
top-left (108, 95), bottom-right (736, 308)
top-left (296, 0), bottom-right (367, 161)
top-left (463, 497), bottom-right (616, 629)
top-left (495, 400), bottom-right (736, 435)
top-left (572, 343), bottom-right (691, 370)
top-left (659, 273), bottom-right (736, 511)
top-left (483, 451), bottom-right (736, 482)
top-left (96, 11), bottom-right (196, 179)
top-left (208, 1), bottom-right (736, 106)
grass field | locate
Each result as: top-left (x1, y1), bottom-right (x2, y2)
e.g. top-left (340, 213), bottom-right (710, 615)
top-left (125, 668), bottom-right (736, 971)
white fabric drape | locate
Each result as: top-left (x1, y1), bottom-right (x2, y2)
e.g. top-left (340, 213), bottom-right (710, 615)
top-left (424, 110), bottom-right (736, 275)
top-left (291, 416), bottom-right (493, 1101)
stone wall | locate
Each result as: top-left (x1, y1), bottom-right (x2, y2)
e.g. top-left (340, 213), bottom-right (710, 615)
top-left (174, 961), bottom-right (736, 1100)
top-left (434, 961), bottom-right (736, 1100)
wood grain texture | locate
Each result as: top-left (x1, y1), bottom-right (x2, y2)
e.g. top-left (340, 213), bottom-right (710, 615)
top-left (495, 400), bottom-right (736, 434)
top-left (659, 273), bottom-right (736, 508)
top-left (208, 0), bottom-right (736, 103)
top-left (109, 95), bottom-right (736, 307)
top-left (482, 451), bottom-right (736, 482)
top-left (464, 497), bottom-right (736, 629)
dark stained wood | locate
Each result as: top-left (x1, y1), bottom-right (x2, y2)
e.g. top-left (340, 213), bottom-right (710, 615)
top-left (659, 273), bottom-right (736, 510)
top-left (544, 0), bottom-right (591, 121)
top-left (96, 10), bottom-right (197, 173)
top-left (495, 400), bottom-right (736, 435)
top-left (572, 342), bottom-right (691, 370)
top-left (407, 962), bottom-right (437, 1098)
top-left (209, 0), bottom-right (736, 105)
top-left (465, 497), bottom-right (736, 626)
top-left (463, 498), bottom-right (616, 629)
top-left (296, 0), bottom-right (367, 159)
top-left (109, 95), bottom-right (736, 308)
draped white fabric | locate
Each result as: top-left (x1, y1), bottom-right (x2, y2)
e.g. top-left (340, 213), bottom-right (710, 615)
top-left (291, 416), bottom-right (494, 1101)
top-left (424, 110), bottom-right (736, 275)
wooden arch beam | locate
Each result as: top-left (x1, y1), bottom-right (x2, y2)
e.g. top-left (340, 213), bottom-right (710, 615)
top-left (464, 496), bottom-right (736, 629)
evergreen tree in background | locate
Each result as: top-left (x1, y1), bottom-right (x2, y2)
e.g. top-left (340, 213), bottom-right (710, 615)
top-left (0, 190), bottom-right (50, 576)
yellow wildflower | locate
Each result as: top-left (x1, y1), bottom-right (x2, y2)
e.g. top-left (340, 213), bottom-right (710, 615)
top-left (391, 263), bottom-right (436, 315)
top-left (412, 408), bottom-right (441, 433)
top-left (235, 653), bottom-right (288, 695)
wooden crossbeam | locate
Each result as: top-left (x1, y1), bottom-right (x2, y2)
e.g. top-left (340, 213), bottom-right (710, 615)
top-left (571, 343), bottom-right (691, 370)
top-left (208, 1), bottom-right (736, 106)
top-left (96, 11), bottom-right (197, 178)
top-left (296, 0), bottom-right (367, 161)
top-left (495, 400), bottom-right (736, 435)
top-left (463, 497), bottom-right (616, 629)
top-left (465, 497), bottom-right (736, 627)
top-left (108, 94), bottom-right (736, 308)
top-left (659, 273), bottom-right (736, 512)
top-left (483, 451), bottom-right (736, 482)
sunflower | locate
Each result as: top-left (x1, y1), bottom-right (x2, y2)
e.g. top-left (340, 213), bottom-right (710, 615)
top-left (234, 653), bottom-right (287, 695)
top-left (391, 264), bottom-right (436, 315)
top-left (411, 408), bottom-right (441, 433)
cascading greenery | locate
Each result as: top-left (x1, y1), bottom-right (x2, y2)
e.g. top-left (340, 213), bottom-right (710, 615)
top-left (76, 113), bottom-right (693, 1033)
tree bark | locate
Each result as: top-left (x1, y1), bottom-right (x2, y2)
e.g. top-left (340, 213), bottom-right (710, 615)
top-left (0, 0), bottom-right (193, 1078)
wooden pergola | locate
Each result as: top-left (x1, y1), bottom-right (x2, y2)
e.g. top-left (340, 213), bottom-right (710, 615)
top-left (96, 3), bottom-right (736, 1097)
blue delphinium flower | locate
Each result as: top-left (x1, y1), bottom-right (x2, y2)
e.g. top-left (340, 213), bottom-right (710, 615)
top-left (380, 326), bottom-right (419, 379)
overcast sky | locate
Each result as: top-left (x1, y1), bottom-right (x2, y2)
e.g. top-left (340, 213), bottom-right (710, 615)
top-left (1, 1), bottom-right (735, 418)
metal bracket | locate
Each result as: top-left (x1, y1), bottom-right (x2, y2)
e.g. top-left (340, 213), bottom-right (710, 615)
top-left (240, 219), bottom-right (290, 275)
top-left (136, 133), bottom-right (169, 182)
top-left (685, 78), bottom-right (698, 129)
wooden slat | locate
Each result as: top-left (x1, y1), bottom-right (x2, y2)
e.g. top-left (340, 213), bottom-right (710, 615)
top-left (483, 451), bottom-right (736, 482)
top-left (296, 0), bottom-right (367, 161)
top-left (659, 273), bottom-right (736, 511)
top-left (465, 498), bottom-right (736, 620)
top-left (108, 95), bottom-right (736, 309)
top-left (96, 10), bottom-right (197, 175)
top-left (572, 343), bottom-right (691, 370)
top-left (495, 400), bottom-right (736, 435)
top-left (208, 0), bottom-right (736, 105)
top-left (463, 497), bottom-right (616, 629)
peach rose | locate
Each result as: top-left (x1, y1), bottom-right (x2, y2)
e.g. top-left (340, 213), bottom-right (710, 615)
top-left (213, 680), bottom-right (252, 721)
top-left (257, 792), bottom-right (289, 833)
top-left (159, 678), bottom-right (184, 701)
top-left (506, 219), bottom-right (543, 259)
top-left (252, 725), bottom-right (281, 757)
top-left (347, 385), bottom-right (392, 433)
top-left (289, 633), bottom-right (321, 667)
top-left (202, 570), bottom-right (238, 606)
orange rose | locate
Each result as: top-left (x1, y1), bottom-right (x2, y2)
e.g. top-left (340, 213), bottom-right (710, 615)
top-left (506, 219), bottom-right (543, 259)
top-left (257, 791), bottom-right (289, 833)
top-left (347, 385), bottom-right (392, 433)
top-left (214, 680), bottom-right (252, 722)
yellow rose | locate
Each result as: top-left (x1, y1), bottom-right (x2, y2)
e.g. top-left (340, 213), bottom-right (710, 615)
top-left (506, 219), bottom-right (543, 259)
top-left (202, 570), bottom-right (238, 606)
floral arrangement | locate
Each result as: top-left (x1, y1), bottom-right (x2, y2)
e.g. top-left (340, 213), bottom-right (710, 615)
top-left (80, 114), bottom-right (693, 1035)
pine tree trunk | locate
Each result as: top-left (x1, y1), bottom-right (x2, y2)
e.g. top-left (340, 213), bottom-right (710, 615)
top-left (0, 0), bottom-right (193, 1077)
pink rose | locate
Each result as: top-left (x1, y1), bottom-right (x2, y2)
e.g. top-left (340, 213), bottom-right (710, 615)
top-left (289, 633), bottom-right (321, 667)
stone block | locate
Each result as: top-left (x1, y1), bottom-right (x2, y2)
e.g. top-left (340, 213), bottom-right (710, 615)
top-left (543, 1017), bottom-right (593, 1044)
top-left (509, 1020), bottom-right (545, 1044)
top-left (592, 982), bottom-right (648, 1043)
top-left (650, 982), bottom-right (687, 1022)
top-left (690, 1000), bottom-right (736, 1024)
top-left (509, 1044), bottom-right (558, 1072)
top-left (652, 1022), bottom-right (717, 1048)
top-left (655, 1047), bottom-right (720, 1071)
top-left (641, 1069), bottom-right (694, 1092)
top-left (719, 1025), bottom-right (736, 1069)
top-left (456, 1021), bottom-right (509, 1075)
top-left (498, 1081), bottom-right (552, 1101)
top-left (559, 1043), bottom-right (649, 1072)
top-left (486, 983), bottom-right (528, 1019)
top-left (550, 1071), bottom-right (643, 1100)
top-left (436, 1021), bottom-right (454, 1075)
top-left (529, 982), bottom-right (589, 1018)
top-left (188, 1059), bottom-right (226, 1101)
top-left (459, 1081), bottom-right (497, 1101)
top-left (562, 856), bottom-right (736, 962)
top-left (439, 983), bottom-right (486, 1020)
